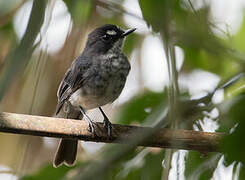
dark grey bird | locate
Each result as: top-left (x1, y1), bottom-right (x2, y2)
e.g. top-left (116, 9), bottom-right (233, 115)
top-left (53, 24), bottom-right (136, 168)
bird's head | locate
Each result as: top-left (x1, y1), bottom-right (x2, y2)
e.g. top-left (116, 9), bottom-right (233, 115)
top-left (84, 24), bottom-right (136, 55)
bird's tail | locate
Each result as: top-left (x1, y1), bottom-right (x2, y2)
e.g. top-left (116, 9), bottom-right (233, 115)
top-left (53, 139), bottom-right (78, 168)
top-left (53, 106), bottom-right (82, 168)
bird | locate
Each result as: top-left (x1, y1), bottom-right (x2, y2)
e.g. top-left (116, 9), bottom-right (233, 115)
top-left (53, 24), bottom-right (136, 168)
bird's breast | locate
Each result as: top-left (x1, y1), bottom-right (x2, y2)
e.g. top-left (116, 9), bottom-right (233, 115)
top-left (69, 54), bottom-right (130, 110)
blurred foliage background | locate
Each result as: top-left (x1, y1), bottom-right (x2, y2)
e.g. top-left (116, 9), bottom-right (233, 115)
top-left (0, 0), bottom-right (245, 179)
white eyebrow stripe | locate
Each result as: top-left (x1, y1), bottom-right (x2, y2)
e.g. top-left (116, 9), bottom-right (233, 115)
top-left (106, 30), bottom-right (117, 35)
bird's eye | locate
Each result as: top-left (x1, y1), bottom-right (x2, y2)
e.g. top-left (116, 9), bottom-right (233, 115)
top-left (102, 34), bottom-right (110, 42)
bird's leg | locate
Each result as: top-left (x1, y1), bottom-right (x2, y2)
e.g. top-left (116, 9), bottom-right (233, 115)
top-left (99, 107), bottom-right (112, 136)
top-left (79, 106), bottom-right (95, 134)
top-left (64, 101), bottom-right (71, 119)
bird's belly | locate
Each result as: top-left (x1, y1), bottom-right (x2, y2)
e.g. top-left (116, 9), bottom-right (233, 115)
top-left (69, 89), bottom-right (107, 110)
top-left (69, 76), bottom-right (125, 110)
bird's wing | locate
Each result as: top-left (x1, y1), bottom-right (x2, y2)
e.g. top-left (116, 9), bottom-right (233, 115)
top-left (55, 56), bottom-right (92, 115)
top-left (55, 68), bottom-right (72, 115)
top-left (66, 57), bottom-right (93, 90)
top-left (57, 69), bottom-right (71, 100)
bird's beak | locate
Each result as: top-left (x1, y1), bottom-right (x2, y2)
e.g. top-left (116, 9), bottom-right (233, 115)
top-left (121, 28), bottom-right (136, 38)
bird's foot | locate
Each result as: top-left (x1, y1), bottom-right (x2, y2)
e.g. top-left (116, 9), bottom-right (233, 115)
top-left (99, 107), bottom-right (112, 137)
top-left (103, 117), bottom-right (112, 137)
top-left (79, 106), bottom-right (96, 134)
top-left (87, 118), bottom-right (96, 134)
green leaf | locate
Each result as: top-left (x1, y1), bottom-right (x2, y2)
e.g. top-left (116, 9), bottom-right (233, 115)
top-left (123, 150), bottom-right (164, 180)
top-left (110, 149), bottom-right (165, 180)
top-left (116, 90), bottom-right (168, 124)
top-left (181, 48), bottom-right (222, 73)
top-left (139, 0), bottom-right (169, 32)
top-left (181, 47), bottom-right (240, 78)
top-left (185, 152), bottom-right (220, 180)
top-left (20, 163), bottom-right (80, 180)
top-left (221, 93), bottom-right (245, 165)
top-left (233, 12), bottom-right (245, 53)
top-left (63, 0), bottom-right (92, 24)
top-left (123, 33), bottom-right (141, 57)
